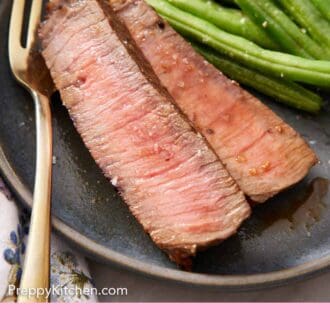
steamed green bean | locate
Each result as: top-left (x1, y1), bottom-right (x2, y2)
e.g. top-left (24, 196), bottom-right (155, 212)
top-left (235, 0), bottom-right (328, 59)
top-left (168, 0), bottom-right (279, 49)
top-left (276, 0), bottom-right (330, 49)
top-left (310, 0), bottom-right (330, 21)
top-left (146, 0), bottom-right (330, 86)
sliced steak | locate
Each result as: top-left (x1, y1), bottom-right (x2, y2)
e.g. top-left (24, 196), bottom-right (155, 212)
top-left (39, 0), bottom-right (251, 266)
top-left (109, 0), bottom-right (318, 202)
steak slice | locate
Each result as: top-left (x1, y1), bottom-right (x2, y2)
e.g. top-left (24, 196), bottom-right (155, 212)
top-left (109, 0), bottom-right (318, 202)
top-left (39, 0), bottom-right (251, 267)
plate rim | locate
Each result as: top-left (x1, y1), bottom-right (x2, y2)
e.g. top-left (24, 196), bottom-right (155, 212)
top-left (1, 144), bottom-right (330, 290)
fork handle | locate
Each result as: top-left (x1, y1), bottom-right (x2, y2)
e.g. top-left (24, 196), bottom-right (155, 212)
top-left (18, 92), bottom-right (52, 303)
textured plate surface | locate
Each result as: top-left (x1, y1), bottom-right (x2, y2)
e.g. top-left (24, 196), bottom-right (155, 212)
top-left (1, 0), bottom-right (330, 289)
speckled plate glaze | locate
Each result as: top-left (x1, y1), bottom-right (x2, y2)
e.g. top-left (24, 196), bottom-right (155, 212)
top-left (1, 0), bottom-right (330, 290)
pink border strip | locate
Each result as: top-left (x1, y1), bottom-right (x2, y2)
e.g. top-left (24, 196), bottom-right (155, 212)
top-left (0, 303), bottom-right (328, 329)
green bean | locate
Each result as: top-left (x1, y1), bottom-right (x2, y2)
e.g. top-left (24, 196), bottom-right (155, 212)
top-left (276, 0), bottom-right (330, 49)
top-left (147, 0), bottom-right (330, 87)
top-left (167, 0), bottom-right (279, 49)
top-left (310, 0), bottom-right (330, 21)
top-left (235, 0), bottom-right (328, 59)
top-left (191, 43), bottom-right (322, 113)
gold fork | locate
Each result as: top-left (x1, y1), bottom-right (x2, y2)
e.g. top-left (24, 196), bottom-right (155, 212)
top-left (9, 0), bottom-right (52, 303)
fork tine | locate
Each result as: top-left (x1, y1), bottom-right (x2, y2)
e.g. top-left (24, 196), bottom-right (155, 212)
top-left (8, 0), bottom-right (26, 67)
top-left (26, 0), bottom-right (43, 50)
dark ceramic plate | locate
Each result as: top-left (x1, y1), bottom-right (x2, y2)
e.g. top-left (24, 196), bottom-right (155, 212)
top-left (1, 0), bottom-right (330, 290)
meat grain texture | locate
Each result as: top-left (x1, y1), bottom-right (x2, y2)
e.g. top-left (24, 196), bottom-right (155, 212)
top-left (39, 0), bottom-right (251, 267)
top-left (109, 0), bottom-right (318, 202)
